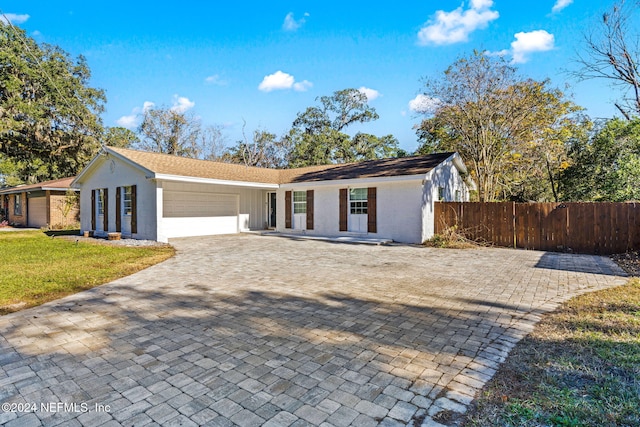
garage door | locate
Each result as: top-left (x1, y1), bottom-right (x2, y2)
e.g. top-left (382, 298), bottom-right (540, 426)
top-left (163, 191), bottom-right (239, 236)
top-left (28, 196), bottom-right (47, 228)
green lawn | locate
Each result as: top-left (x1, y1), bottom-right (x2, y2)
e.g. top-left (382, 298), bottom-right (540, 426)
top-left (0, 231), bottom-right (175, 315)
top-left (464, 278), bottom-right (640, 427)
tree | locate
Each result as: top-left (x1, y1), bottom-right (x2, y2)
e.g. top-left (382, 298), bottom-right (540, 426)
top-left (104, 126), bottom-right (139, 148)
top-left (416, 51), bottom-right (583, 201)
top-left (223, 124), bottom-right (289, 168)
top-left (287, 88), bottom-right (398, 167)
top-left (560, 118), bottom-right (640, 201)
top-left (136, 107), bottom-right (227, 160)
top-left (0, 22), bottom-right (105, 183)
top-left (137, 107), bottom-right (200, 156)
top-left (574, 0), bottom-right (640, 119)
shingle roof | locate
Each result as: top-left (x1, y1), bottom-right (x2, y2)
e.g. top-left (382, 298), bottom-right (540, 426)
top-left (107, 147), bottom-right (456, 184)
top-left (281, 152), bottom-right (455, 183)
top-left (0, 177), bottom-right (77, 195)
top-left (109, 147), bottom-right (284, 184)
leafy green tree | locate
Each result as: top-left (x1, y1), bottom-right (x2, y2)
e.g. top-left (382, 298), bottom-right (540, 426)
top-left (0, 22), bottom-right (105, 183)
top-left (287, 89), bottom-right (398, 167)
top-left (416, 51), bottom-right (583, 201)
top-left (560, 118), bottom-right (640, 201)
top-left (104, 126), bottom-right (139, 148)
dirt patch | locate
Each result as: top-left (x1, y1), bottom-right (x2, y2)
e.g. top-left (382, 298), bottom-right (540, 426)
top-left (611, 250), bottom-right (640, 276)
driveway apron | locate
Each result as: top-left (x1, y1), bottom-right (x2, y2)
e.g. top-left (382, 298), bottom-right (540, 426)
top-left (0, 235), bottom-right (627, 426)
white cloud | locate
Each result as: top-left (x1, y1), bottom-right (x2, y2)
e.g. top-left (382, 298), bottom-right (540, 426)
top-left (511, 30), bottom-right (555, 63)
top-left (293, 80), bottom-right (313, 92)
top-left (358, 87), bottom-right (381, 101)
top-left (258, 71), bottom-right (312, 93)
top-left (417, 0), bottom-right (499, 45)
top-left (409, 94), bottom-right (442, 114)
top-left (116, 101), bottom-right (155, 129)
top-left (170, 95), bottom-right (195, 113)
top-left (204, 74), bottom-right (227, 85)
top-left (0, 13), bottom-right (30, 24)
top-left (283, 12), bottom-right (309, 31)
top-left (551, 0), bottom-right (573, 13)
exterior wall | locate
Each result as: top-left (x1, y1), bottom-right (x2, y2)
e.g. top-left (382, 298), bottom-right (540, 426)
top-left (159, 181), bottom-right (267, 241)
top-left (79, 156), bottom-right (158, 240)
top-left (49, 191), bottom-right (80, 229)
top-left (276, 179), bottom-right (425, 244)
top-left (421, 157), bottom-right (471, 242)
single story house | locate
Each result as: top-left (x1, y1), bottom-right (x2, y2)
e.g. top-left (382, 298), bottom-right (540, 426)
top-left (0, 177), bottom-right (80, 228)
top-left (72, 146), bottom-right (473, 244)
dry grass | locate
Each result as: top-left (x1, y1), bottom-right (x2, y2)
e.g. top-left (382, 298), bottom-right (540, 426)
top-left (424, 225), bottom-right (484, 249)
top-left (463, 278), bottom-right (640, 427)
top-left (0, 230), bottom-right (175, 315)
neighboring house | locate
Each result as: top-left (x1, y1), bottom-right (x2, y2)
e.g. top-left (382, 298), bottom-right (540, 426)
top-left (0, 177), bottom-right (80, 228)
top-left (72, 146), bottom-right (473, 244)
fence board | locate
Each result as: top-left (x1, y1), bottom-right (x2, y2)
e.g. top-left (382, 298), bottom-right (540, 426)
top-left (434, 201), bottom-right (640, 255)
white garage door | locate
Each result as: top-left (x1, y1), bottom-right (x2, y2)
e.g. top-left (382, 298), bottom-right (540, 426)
top-left (28, 196), bottom-right (47, 228)
top-left (163, 191), bottom-right (239, 237)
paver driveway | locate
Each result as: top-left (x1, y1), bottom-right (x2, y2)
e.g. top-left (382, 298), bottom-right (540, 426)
top-left (0, 235), bottom-right (627, 427)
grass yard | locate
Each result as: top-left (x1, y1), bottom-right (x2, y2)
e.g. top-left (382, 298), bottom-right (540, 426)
top-left (0, 230), bottom-right (175, 315)
top-left (464, 277), bottom-right (640, 427)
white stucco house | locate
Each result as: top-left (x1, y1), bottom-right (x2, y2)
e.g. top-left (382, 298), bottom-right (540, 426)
top-left (71, 146), bottom-right (473, 244)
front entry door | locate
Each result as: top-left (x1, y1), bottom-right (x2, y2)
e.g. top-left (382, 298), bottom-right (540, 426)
top-left (268, 192), bottom-right (277, 228)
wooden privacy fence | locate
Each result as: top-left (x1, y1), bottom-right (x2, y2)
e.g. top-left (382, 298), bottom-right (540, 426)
top-left (434, 202), bottom-right (640, 255)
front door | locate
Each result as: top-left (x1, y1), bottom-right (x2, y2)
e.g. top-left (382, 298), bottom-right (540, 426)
top-left (348, 188), bottom-right (368, 233)
top-left (268, 192), bottom-right (277, 228)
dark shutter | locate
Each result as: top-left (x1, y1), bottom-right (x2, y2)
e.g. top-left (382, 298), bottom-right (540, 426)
top-left (115, 187), bottom-right (122, 232)
top-left (368, 187), bottom-right (377, 233)
top-left (306, 190), bottom-right (314, 230)
top-left (285, 191), bottom-right (292, 229)
top-left (339, 188), bottom-right (348, 232)
top-left (131, 185), bottom-right (137, 234)
top-left (103, 188), bottom-right (109, 232)
top-left (91, 190), bottom-right (96, 230)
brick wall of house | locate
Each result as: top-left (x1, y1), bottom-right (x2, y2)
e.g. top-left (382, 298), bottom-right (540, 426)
top-left (7, 193), bottom-right (27, 226)
top-left (48, 191), bottom-right (80, 228)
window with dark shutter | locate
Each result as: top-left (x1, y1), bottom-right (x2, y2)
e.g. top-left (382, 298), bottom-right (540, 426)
top-left (367, 187), bottom-right (377, 233)
top-left (103, 188), bottom-right (109, 232)
top-left (339, 189), bottom-right (348, 231)
top-left (131, 185), bottom-right (137, 234)
top-left (91, 190), bottom-right (96, 230)
top-left (115, 187), bottom-right (122, 232)
top-left (306, 190), bottom-right (314, 230)
top-left (285, 191), bottom-right (292, 228)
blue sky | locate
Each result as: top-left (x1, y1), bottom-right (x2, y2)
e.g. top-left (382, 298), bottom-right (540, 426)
top-left (2, 0), bottom-right (626, 152)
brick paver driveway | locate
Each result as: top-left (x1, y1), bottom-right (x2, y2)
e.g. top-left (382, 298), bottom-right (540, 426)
top-left (0, 235), bottom-right (627, 427)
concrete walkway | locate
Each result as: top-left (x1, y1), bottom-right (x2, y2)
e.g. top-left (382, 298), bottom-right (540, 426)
top-left (0, 235), bottom-right (627, 427)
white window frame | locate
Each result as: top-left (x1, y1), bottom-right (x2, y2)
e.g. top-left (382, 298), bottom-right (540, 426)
top-left (97, 189), bottom-right (104, 215)
top-left (293, 191), bottom-right (307, 214)
top-left (123, 186), bottom-right (132, 216)
top-left (349, 188), bottom-right (368, 215)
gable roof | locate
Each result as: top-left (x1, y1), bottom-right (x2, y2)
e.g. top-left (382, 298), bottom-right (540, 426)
top-left (281, 152), bottom-right (455, 183)
top-left (75, 146), bottom-right (461, 186)
top-left (0, 176), bottom-right (77, 195)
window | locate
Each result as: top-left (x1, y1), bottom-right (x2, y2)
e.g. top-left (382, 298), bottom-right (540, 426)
top-left (438, 187), bottom-right (445, 201)
top-left (349, 188), bottom-right (368, 214)
top-left (14, 194), bottom-right (22, 216)
top-left (97, 189), bottom-right (104, 215)
top-left (293, 191), bottom-right (306, 214)
top-left (123, 186), bottom-right (132, 215)
top-left (455, 190), bottom-right (461, 202)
